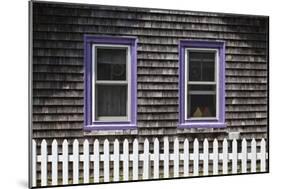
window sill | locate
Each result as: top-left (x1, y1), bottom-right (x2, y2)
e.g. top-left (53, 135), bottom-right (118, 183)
top-left (178, 122), bottom-right (226, 128)
top-left (84, 123), bottom-right (137, 131)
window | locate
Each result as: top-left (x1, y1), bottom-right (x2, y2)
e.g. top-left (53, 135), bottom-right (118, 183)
top-left (179, 40), bottom-right (226, 128)
top-left (84, 35), bottom-right (137, 130)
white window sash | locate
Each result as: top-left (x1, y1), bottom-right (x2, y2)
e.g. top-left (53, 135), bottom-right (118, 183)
top-left (92, 44), bottom-right (131, 122)
top-left (185, 48), bottom-right (219, 120)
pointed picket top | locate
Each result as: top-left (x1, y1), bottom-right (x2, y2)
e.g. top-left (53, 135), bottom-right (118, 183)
top-left (73, 139), bottom-right (79, 146)
top-left (62, 139), bottom-right (68, 147)
top-left (52, 139), bottom-right (58, 146)
top-left (104, 138), bottom-right (109, 143)
top-left (213, 138), bottom-right (218, 147)
top-left (203, 138), bottom-right (208, 149)
top-left (114, 138), bottom-right (119, 145)
top-left (84, 139), bottom-right (89, 146)
top-left (154, 137), bottom-right (159, 144)
top-left (194, 138), bottom-right (199, 145)
top-left (124, 138), bottom-right (129, 146)
top-left (41, 139), bottom-right (47, 146)
top-left (133, 138), bottom-right (138, 148)
top-left (251, 138), bottom-right (256, 146)
top-left (144, 138), bottom-right (149, 148)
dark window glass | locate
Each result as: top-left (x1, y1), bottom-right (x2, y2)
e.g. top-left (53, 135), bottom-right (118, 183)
top-left (187, 94), bottom-right (216, 118)
top-left (96, 85), bottom-right (127, 117)
top-left (188, 51), bottom-right (215, 81)
top-left (97, 48), bottom-right (127, 81)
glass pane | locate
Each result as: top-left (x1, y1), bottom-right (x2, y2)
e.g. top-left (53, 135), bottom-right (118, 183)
top-left (188, 51), bottom-right (215, 81)
top-left (187, 94), bottom-right (216, 118)
top-left (97, 48), bottom-right (127, 80)
top-left (96, 85), bottom-right (127, 117)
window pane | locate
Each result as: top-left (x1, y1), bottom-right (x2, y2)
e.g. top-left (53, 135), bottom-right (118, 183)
top-left (187, 94), bottom-right (216, 118)
top-left (97, 48), bottom-right (127, 80)
top-left (96, 85), bottom-right (127, 117)
top-left (188, 51), bottom-right (215, 81)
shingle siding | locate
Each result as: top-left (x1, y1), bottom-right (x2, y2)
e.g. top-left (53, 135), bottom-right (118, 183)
top-left (32, 2), bottom-right (268, 140)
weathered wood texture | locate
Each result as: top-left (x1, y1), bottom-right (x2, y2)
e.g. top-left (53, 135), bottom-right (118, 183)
top-left (32, 2), bottom-right (268, 140)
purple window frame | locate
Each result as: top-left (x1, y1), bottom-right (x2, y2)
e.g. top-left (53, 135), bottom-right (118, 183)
top-left (84, 35), bottom-right (137, 130)
top-left (178, 40), bottom-right (226, 128)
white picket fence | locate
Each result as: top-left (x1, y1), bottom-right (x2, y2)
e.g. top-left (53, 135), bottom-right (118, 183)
top-left (32, 137), bottom-right (268, 187)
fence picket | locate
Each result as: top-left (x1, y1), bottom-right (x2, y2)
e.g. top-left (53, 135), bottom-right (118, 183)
top-left (183, 139), bottom-right (189, 177)
top-left (193, 139), bottom-right (199, 176)
top-left (260, 138), bottom-right (266, 172)
top-left (232, 139), bottom-right (238, 174)
top-left (123, 139), bottom-right (129, 181)
top-left (223, 139), bottom-right (228, 174)
top-left (41, 140), bottom-right (47, 186)
top-left (251, 139), bottom-right (257, 172)
top-left (173, 138), bottom-right (179, 177)
top-left (93, 139), bottom-right (100, 183)
top-left (164, 137), bottom-right (169, 178)
top-left (51, 140), bottom-right (58, 185)
top-left (73, 139), bottom-right (79, 184)
top-left (203, 139), bottom-right (209, 176)
top-left (32, 140), bottom-right (36, 187)
top-left (83, 139), bottom-right (89, 183)
top-left (62, 140), bottom-right (68, 185)
top-left (213, 139), bottom-right (218, 175)
top-left (113, 139), bottom-right (120, 182)
top-left (143, 139), bottom-right (150, 179)
top-left (153, 138), bottom-right (159, 179)
top-left (242, 139), bottom-right (247, 173)
top-left (104, 139), bottom-right (110, 182)
top-left (132, 139), bottom-right (139, 180)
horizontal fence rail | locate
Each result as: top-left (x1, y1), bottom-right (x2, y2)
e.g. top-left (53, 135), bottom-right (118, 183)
top-left (32, 138), bottom-right (268, 187)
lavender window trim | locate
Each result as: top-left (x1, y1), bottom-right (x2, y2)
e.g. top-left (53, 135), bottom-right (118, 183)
top-left (84, 35), bottom-right (137, 131)
top-left (178, 40), bottom-right (226, 129)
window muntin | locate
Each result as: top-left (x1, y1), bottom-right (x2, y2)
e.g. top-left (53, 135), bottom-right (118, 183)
top-left (185, 49), bottom-right (218, 120)
top-left (93, 45), bottom-right (131, 122)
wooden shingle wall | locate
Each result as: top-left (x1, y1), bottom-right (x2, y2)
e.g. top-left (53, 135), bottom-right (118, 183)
top-left (32, 2), bottom-right (268, 141)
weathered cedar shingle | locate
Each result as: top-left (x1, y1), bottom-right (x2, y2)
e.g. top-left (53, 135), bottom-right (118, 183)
top-left (32, 2), bottom-right (268, 140)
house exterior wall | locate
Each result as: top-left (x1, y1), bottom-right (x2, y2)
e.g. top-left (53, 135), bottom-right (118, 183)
top-left (32, 2), bottom-right (268, 142)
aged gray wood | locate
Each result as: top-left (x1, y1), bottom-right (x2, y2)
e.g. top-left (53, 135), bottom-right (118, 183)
top-left (32, 2), bottom-right (268, 142)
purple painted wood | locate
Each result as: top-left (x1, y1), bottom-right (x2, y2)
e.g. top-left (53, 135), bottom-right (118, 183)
top-left (178, 40), bottom-right (226, 128)
top-left (84, 35), bottom-right (138, 130)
